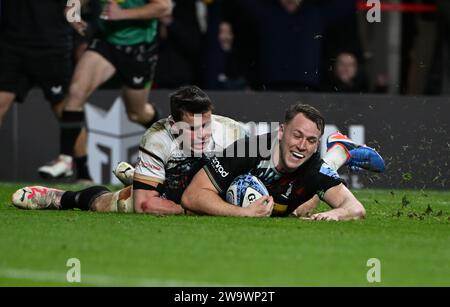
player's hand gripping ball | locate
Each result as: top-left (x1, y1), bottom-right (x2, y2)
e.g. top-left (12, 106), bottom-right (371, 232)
top-left (226, 174), bottom-right (269, 207)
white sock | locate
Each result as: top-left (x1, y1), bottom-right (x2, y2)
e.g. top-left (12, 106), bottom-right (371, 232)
top-left (323, 144), bottom-right (350, 171)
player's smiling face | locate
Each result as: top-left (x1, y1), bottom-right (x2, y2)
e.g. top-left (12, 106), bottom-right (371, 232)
top-left (277, 113), bottom-right (321, 173)
top-left (180, 111), bottom-right (213, 154)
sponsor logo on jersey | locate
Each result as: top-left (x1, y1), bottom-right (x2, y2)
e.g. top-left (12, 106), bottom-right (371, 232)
top-left (133, 76), bottom-right (144, 85)
top-left (319, 163), bottom-right (340, 180)
top-left (281, 182), bottom-right (293, 199)
top-left (137, 157), bottom-right (161, 171)
top-left (51, 85), bottom-right (62, 94)
top-left (211, 157), bottom-right (229, 177)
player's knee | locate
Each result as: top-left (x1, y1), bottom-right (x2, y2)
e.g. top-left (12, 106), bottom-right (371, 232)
top-left (0, 94), bottom-right (14, 116)
top-left (161, 0), bottom-right (173, 15)
top-left (67, 82), bottom-right (89, 108)
top-left (126, 110), bottom-right (139, 123)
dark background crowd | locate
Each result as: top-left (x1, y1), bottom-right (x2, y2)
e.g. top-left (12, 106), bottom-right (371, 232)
top-left (1, 0), bottom-right (449, 95)
top-left (145, 0), bottom-right (450, 95)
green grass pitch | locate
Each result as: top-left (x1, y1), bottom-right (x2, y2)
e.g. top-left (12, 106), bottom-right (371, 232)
top-left (0, 182), bottom-right (449, 286)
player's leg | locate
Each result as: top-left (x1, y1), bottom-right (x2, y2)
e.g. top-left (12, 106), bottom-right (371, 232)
top-left (92, 186), bottom-right (134, 213)
top-left (36, 49), bottom-right (92, 181)
top-left (12, 185), bottom-right (110, 210)
top-left (121, 86), bottom-right (159, 127)
top-left (53, 98), bottom-right (90, 181)
top-left (38, 44), bottom-right (116, 179)
top-left (12, 184), bottom-right (134, 213)
top-left (0, 41), bottom-right (25, 127)
top-left (117, 41), bottom-right (160, 128)
top-left (61, 49), bottom-right (116, 161)
top-left (324, 132), bottom-right (385, 173)
top-left (64, 50), bottom-right (116, 112)
top-left (0, 92), bottom-right (15, 126)
top-left (292, 195), bottom-right (321, 217)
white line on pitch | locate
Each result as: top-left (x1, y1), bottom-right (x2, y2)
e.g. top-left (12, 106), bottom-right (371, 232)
top-left (0, 267), bottom-right (233, 286)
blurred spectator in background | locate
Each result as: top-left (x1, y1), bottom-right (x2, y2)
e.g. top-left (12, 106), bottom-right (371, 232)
top-left (400, 0), bottom-right (437, 95)
top-left (373, 73), bottom-right (389, 94)
top-left (321, 51), bottom-right (369, 93)
top-left (425, 0), bottom-right (450, 94)
top-left (236, 0), bottom-right (357, 92)
top-left (220, 0), bottom-right (259, 89)
top-left (203, 21), bottom-right (248, 90)
top-left (155, 0), bottom-right (202, 88)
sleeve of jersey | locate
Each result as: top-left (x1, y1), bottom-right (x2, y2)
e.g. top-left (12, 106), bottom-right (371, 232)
top-left (312, 162), bottom-right (346, 200)
top-left (133, 132), bottom-right (168, 188)
top-left (203, 137), bottom-right (253, 195)
top-left (203, 156), bottom-right (249, 196)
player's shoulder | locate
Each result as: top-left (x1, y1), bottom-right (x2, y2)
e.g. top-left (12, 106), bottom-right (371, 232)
top-left (211, 115), bottom-right (244, 132)
top-left (211, 115), bottom-right (247, 149)
top-left (317, 161), bottom-right (341, 180)
top-left (304, 154), bottom-right (341, 180)
top-left (140, 118), bottom-right (175, 150)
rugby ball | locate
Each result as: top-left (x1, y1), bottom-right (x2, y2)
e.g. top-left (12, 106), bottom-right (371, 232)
top-left (226, 174), bottom-right (269, 207)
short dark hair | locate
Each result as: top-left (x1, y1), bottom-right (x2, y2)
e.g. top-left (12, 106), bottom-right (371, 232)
top-left (284, 103), bottom-right (325, 135)
top-left (169, 85), bottom-right (214, 121)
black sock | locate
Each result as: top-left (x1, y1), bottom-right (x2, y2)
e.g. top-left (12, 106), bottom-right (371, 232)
top-left (60, 110), bottom-right (85, 156)
top-left (60, 186), bottom-right (110, 210)
top-left (143, 106), bottom-right (160, 129)
top-left (74, 156), bottom-right (92, 180)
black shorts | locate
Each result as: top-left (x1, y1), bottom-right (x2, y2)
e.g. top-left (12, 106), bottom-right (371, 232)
top-left (0, 41), bottom-right (72, 104)
top-left (87, 37), bottom-right (158, 89)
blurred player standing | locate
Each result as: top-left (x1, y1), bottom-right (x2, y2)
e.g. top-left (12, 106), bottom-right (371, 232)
top-left (0, 0), bottom-right (106, 181)
top-left (38, 0), bottom-right (172, 180)
top-left (0, 0), bottom-right (91, 174)
top-left (0, 0), bottom-right (72, 125)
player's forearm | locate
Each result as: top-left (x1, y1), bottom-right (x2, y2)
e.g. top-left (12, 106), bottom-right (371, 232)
top-left (320, 206), bottom-right (365, 221)
top-left (343, 200), bottom-right (366, 220)
top-left (121, 0), bottom-right (172, 20)
top-left (319, 184), bottom-right (366, 221)
top-left (293, 195), bottom-right (320, 217)
top-left (136, 197), bottom-right (184, 215)
top-left (181, 189), bottom-right (249, 217)
top-left (322, 200), bottom-right (366, 221)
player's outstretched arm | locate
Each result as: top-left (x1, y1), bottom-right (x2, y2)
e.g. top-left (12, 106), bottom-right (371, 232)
top-left (292, 195), bottom-right (321, 217)
top-left (310, 184), bottom-right (366, 221)
top-left (181, 169), bottom-right (274, 217)
top-left (134, 188), bottom-right (184, 215)
top-left (101, 0), bottom-right (172, 21)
